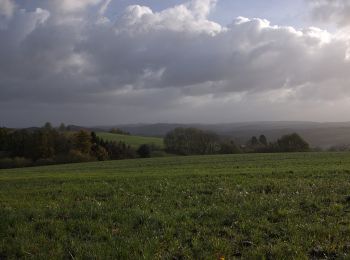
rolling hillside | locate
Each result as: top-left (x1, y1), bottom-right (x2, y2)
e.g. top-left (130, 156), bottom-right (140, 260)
top-left (2, 153), bottom-right (350, 258)
top-left (97, 132), bottom-right (164, 148)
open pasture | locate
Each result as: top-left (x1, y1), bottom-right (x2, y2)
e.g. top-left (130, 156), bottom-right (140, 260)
top-left (96, 132), bottom-right (164, 149)
top-left (1, 152), bottom-right (350, 258)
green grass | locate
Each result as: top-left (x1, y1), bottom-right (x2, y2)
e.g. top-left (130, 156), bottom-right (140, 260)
top-left (1, 152), bottom-right (350, 258)
top-left (97, 132), bottom-right (164, 149)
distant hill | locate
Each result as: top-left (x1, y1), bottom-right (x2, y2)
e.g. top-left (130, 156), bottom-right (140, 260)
top-left (66, 125), bottom-right (105, 132)
top-left (96, 122), bottom-right (350, 149)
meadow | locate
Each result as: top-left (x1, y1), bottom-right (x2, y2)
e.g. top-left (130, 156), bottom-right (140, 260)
top-left (1, 152), bottom-right (350, 259)
top-left (96, 132), bottom-right (164, 149)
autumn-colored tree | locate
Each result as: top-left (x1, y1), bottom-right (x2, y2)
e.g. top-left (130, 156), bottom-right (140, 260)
top-left (73, 130), bottom-right (92, 154)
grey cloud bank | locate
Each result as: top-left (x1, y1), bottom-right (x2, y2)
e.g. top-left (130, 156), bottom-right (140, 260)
top-left (309, 0), bottom-right (350, 27)
top-left (0, 0), bottom-right (350, 127)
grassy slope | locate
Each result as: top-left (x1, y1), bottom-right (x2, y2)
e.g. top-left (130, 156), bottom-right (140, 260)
top-left (97, 132), bottom-right (164, 148)
top-left (1, 153), bottom-right (350, 258)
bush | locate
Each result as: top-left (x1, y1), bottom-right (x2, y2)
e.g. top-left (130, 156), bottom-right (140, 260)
top-left (0, 151), bottom-right (10, 159)
top-left (34, 158), bottom-right (56, 166)
top-left (151, 150), bottom-right (168, 157)
top-left (67, 150), bottom-right (95, 163)
top-left (13, 157), bottom-right (33, 168)
top-left (0, 158), bottom-right (14, 168)
top-left (92, 145), bottom-right (109, 161)
top-left (137, 144), bottom-right (152, 158)
top-left (219, 140), bottom-right (241, 154)
top-left (104, 141), bottom-right (136, 160)
top-left (0, 157), bottom-right (32, 169)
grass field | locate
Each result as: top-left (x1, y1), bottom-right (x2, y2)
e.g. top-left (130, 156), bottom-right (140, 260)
top-left (1, 152), bottom-right (350, 259)
top-left (96, 132), bottom-right (164, 149)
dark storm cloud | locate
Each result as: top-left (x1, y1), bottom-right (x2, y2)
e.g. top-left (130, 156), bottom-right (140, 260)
top-left (0, 0), bottom-right (350, 126)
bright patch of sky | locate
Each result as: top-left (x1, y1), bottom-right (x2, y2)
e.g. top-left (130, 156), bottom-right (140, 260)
top-left (103, 0), bottom-right (309, 28)
top-left (211, 0), bottom-right (308, 27)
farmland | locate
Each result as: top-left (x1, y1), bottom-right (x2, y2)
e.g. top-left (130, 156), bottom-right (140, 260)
top-left (1, 152), bottom-right (350, 258)
top-left (96, 132), bottom-right (164, 149)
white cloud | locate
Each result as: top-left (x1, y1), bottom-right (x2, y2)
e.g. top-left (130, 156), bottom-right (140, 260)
top-left (187, 0), bottom-right (217, 19)
top-left (1, 0), bottom-right (350, 125)
top-left (55, 0), bottom-right (103, 13)
top-left (115, 2), bottom-right (222, 35)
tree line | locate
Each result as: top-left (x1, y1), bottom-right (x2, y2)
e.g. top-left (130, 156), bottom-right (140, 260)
top-left (0, 123), bottom-right (138, 169)
top-left (0, 124), bottom-right (311, 169)
top-left (109, 128), bottom-right (130, 135)
top-left (164, 128), bottom-right (310, 155)
top-left (244, 133), bottom-right (310, 153)
top-left (164, 128), bottom-right (240, 155)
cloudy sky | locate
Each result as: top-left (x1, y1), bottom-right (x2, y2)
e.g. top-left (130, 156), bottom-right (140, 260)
top-left (0, 0), bottom-right (350, 127)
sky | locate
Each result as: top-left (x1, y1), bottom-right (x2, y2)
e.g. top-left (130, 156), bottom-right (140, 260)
top-left (0, 0), bottom-right (350, 127)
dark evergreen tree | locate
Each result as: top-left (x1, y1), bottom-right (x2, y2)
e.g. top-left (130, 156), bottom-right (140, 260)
top-left (59, 123), bottom-right (66, 132)
top-left (43, 122), bottom-right (53, 130)
top-left (259, 135), bottom-right (268, 146)
top-left (250, 136), bottom-right (259, 146)
top-left (0, 128), bottom-right (9, 151)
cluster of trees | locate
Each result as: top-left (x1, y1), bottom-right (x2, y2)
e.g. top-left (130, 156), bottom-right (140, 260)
top-left (244, 135), bottom-right (268, 153)
top-left (164, 128), bottom-right (240, 155)
top-left (0, 124), bottom-right (137, 169)
top-left (328, 144), bottom-right (350, 152)
top-left (0, 124), bottom-right (312, 169)
top-left (164, 128), bottom-right (310, 156)
top-left (109, 128), bottom-right (130, 135)
top-left (244, 133), bottom-right (310, 153)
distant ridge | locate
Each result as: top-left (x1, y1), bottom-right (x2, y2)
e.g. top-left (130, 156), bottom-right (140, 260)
top-left (16, 121), bottom-right (350, 149)
top-left (95, 121), bottom-right (350, 148)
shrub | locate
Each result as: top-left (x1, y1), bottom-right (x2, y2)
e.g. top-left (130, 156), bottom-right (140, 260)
top-left (67, 149), bottom-right (95, 163)
top-left (219, 140), bottom-right (241, 154)
top-left (93, 145), bottom-right (109, 161)
top-left (13, 157), bottom-right (33, 168)
top-left (104, 141), bottom-right (136, 160)
top-left (0, 157), bottom-right (32, 169)
top-left (0, 158), bottom-right (14, 169)
top-left (34, 158), bottom-right (56, 166)
top-left (137, 144), bottom-right (152, 158)
top-left (0, 151), bottom-right (10, 159)
top-left (151, 150), bottom-right (168, 157)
